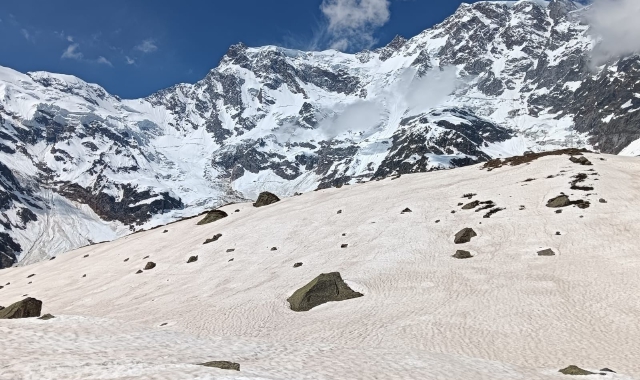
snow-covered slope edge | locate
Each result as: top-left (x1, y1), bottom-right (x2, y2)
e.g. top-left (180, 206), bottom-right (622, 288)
top-left (3, 0), bottom-right (640, 266)
top-left (1, 152), bottom-right (639, 379)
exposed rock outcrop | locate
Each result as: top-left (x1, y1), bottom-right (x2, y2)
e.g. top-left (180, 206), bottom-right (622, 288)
top-left (454, 228), bottom-right (477, 244)
top-left (287, 272), bottom-right (363, 312)
top-left (197, 210), bottom-right (229, 225)
top-left (0, 297), bottom-right (42, 319)
top-left (253, 192), bottom-right (280, 207)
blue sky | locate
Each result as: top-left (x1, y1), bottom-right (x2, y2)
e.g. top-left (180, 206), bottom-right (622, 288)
top-left (0, 0), bottom-right (474, 99)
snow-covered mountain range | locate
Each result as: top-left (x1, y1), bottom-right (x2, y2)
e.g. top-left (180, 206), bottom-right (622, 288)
top-left (2, 0), bottom-right (640, 267)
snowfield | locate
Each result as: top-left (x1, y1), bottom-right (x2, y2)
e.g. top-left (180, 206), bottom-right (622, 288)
top-left (1, 152), bottom-right (639, 379)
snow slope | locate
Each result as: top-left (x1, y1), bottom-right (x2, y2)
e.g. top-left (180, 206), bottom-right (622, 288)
top-left (1, 152), bottom-right (639, 379)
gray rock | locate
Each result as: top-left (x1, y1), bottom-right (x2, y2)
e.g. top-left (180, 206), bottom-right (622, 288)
top-left (199, 361), bottom-right (240, 371)
top-left (293, 262), bottom-right (303, 268)
top-left (558, 365), bottom-right (594, 375)
top-left (462, 201), bottom-right (480, 210)
top-left (452, 250), bottom-right (473, 259)
top-left (0, 297), bottom-right (42, 319)
top-left (547, 195), bottom-right (571, 208)
top-left (253, 192), bottom-right (280, 207)
top-left (454, 228), bottom-right (477, 244)
top-left (38, 313), bottom-right (55, 320)
top-left (197, 210), bottom-right (228, 225)
top-left (144, 262), bottom-right (156, 270)
top-left (204, 233), bottom-right (222, 244)
top-left (187, 255), bottom-right (198, 263)
top-left (537, 249), bottom-right (556, 256)
top-left (287, 272), bottom-right (363, 312)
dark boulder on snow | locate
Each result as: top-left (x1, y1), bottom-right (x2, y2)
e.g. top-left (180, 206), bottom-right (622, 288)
top-left (38, 313), bottom-right (55, 320)
top-left (187, 255), bottom-right (198, 263)
top-left (569, 156), bottom-right (592, 166)
top-left (253, 192), bottom-right (280, 207)
top-left (144, 262), bottom-right (156, 270)
top-left (197, 210), bottom-right (228, 225)
top-left (452, 250), bottom-right (473, 259)
top-left (461, 200), bottom-right (480, 210)
top-left (199, 361), bottom-right (240, 371)
top-left (287, 272), bottom-right (363, 312)
top-left (401, 208), bottom-right (412, 213)
top-left (136, 270), bottom-right (143, 274)
top-left (547, 195), bottom-right (571, 208)
top-left (0, 297), bottom-right (42, 319)
top-left (293, 262), bottom-right (303, 268)
top-left (454, 228), bottom-right (477, 244)
top-left (538, 249), bottom-right (556, 256)
top-left (204, 233), bottom-right (222, 244)
top-left (559, 365), bottom-right (594, 375)
top-left (599, 198), bottom-right (607, 203)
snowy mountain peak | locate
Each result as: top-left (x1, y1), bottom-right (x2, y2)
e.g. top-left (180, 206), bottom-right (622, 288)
top-left (2, 0), bottom-right (640, 268)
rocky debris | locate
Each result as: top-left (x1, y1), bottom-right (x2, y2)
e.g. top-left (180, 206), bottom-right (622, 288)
top-left (293, 262), bottom-right (303, 268)
top-left (547, 195), bottom-right (590, 209)
top-left (483, 207), bottom-right (505, 218)
top-left (163, 230), bottom-right (168, 233)
top-left (187, 255), bottom-right (198, 263)
top-left (38, 313), bottom-right (55, 320)
top-left (226, 249), bottom-right (235, 253)
top-left (337, 210), bottom-right (342, 214)
top-left (556, 210), bottom-right (563, 214)
top-left (570, 173), bottom-right (594, 191)
top-left (457, 203), bottom-right (464, 206)
top-left (27, 274), bottom-right (35, 278)
top-left (253, 192), bottom-right (280, 207)
top-left (538, 249), bottom-right (556, 256)
top-left (599, 198), bottom-right (607, 203)
top-left (462, 201), bottom-right (480, 210)
top-left (523, 178), bottom-right (536, 182)
top-left (483, 149), bottom-right (589, 170)
top-left (547, 195), bottom-right (571, 208)
top-left (235, 209), bottom-right (240, 212)
top-left (83, 254), bottom-right (89, 258)
top-left (50, 257), bottom-right (56, 260)
top-left (270, 247), bottom-right (278, 251)
top-left (451, 210), bottom-right (456, 214)
top-left (556, 231), bottom-right (561, 236)
top-left (558, 365), bottom-right (595, 375)
top-left (452, 250), bottom-right (473, 259)
top-left (569, 156), bottom-right (592, 166)
top-left (197, 210), bottom-right (229, 225)
top-left (454, 228), bottom-right (477, 244)
top-left (124, 258), bottom-right (129, 262)
top-left (341, 244), bottom-right (349, 248)
top-left (401, 208), bottom-right (412, 213)
top-left (82, 274), bottom-right (86, 278)
top-left (199, 361), bottom-right (240, 371)
top-left (136, 270), bottom-right (143, 274)
top-left (143, 255), bottom-right (150, 259)
top-left (600, 368), bottom-right (616, 373)
top-left (204, 233), bottom-right (222, 244)
top-left (519, 205), bottom-right (526, 210)
top-left (0, 306), bottom-right (3, 310)
top-left (0, 297), bottom-right (42, 319)
top-left (475, 201), bottom-right (496, 212)
top-left (160, 322), bottom-right (168, 326)
top-left (462, 193), bottom-right (477, 199)
top-left (435, 220), bottom-right (440, 223)
top-left (228, 258), bottom-right (234, 262)
top-left (144, 262), bottom-right (156, 270)
top-left (287, 272), bottom-right (363, 312)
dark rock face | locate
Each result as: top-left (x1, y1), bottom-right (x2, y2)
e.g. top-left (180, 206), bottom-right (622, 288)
top-left (462, 201), bottom-right (480, 210)
top-left (558, 365), bottom-right (594, 375)
top-left (187, 255), bottom-right (198, 263)
top-left (0, 297), bottom-right (42, 319)
top-left (547, 195), bottom-right (571, 208)
top-left (401, 208), bottom-right (412, 213)
top-left (569, 156), bottom-right (592, 166)
top-left (199, 361), bottom-right (240, 371)
top-left (454, 228), bottom-right (477, 244)
top-left (197, 210), bottom-right (228, 225)
top-left (253, 192), bottom-right (280, 207)
top-left (287, 272), bottom-right (363, 312)
top-left (204, 234), bottom-right (222, 244)
top-left (453, 250), bottom-right (473, 259)
top-left (144, 262), bottom-right (156, 270)
top-left (538, 249), bottom-right (556, 256)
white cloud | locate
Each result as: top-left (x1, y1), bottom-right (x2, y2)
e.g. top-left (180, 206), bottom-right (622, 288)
top-left (96, 56), bottom-right (113, 66)
top-left (61, 43), bottom-right (83, 60)
top-left (135, 39), bottom-right (158, 53)
top-left (67, 35), bottom-right (74, 42)
top-left (125, 56), bottom-right (135, 65)
top-left (585, 0), bottom-right (640, 65)
top-left (320, 0), bottom-right (390, 51)
top-left (21, 29), bottom-right (32, 42)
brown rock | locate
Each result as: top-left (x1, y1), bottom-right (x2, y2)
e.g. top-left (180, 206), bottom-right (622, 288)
top-left (0, 297), bottom-right (42, 319)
